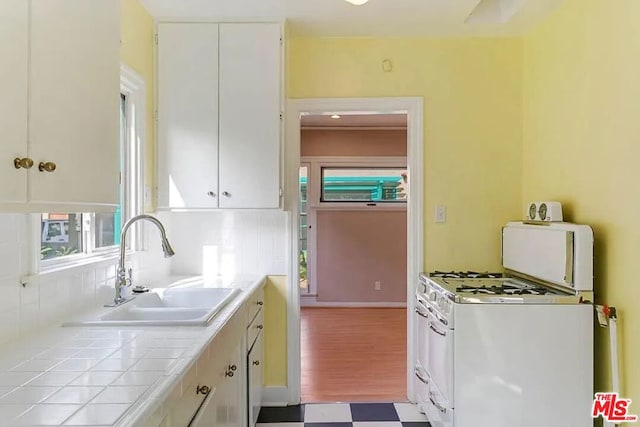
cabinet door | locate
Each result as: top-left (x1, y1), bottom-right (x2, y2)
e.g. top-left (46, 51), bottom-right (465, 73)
top-left (189, 386), bottom-right (220, 427)
top-left (225, 341), bottom-right (245, 427)
top-left (248, 331), bottom-right (264, 426)
top-left (157, 23), bottom-right (220, 209)
top-left (0, 0), bottom-right (28, 203)
top-left (218, 23), bottom-right (281, 209)
top-left (29, 0), bottom-right (120, 206)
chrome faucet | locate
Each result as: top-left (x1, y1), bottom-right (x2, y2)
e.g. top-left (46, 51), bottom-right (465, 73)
top-left (106, 214), bottom-right (175, 307)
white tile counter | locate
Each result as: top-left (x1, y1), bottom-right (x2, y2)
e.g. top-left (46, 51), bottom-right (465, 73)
top-left (0, 275), bottom-right (266, 426)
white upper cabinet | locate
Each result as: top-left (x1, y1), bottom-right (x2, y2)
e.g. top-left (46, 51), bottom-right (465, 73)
top-left (218, 23), bottom-right (282, 209)
top-left (29, 0), bottom-right (120, 207)
top-left (157, 23), bottom-right (220, 209)
top-left (0, 0), bottom-right (28, 204)
top-left (157, 22), bottom-right (282, 210)
top-left (0, 0), bottom-right (120, 210)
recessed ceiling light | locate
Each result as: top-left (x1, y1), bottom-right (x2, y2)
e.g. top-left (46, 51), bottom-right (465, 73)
top-left (344, 0), bottom-right (369, 5)
top-left (331, 114), bottom-right (341, 119)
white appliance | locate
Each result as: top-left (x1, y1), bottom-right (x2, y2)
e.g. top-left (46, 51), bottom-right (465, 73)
top-left (525, 201), bottom-right (563, 222)
top-left (415, 221), bottom-right (594, 427)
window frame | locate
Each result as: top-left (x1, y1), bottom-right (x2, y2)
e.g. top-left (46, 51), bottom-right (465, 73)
top-left (33, 64), bottom-right (146, 273)
top-left (302, 156), bottom-right (408, 211)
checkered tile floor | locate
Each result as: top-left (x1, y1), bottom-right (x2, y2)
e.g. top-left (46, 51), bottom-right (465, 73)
top-left (257, 402), bottom-right (431, 426)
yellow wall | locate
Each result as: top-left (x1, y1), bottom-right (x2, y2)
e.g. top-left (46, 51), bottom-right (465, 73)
top-left (120, 0), bottom-right (155, 210)
top-left (264, 275), bottom-right (288, 386)
top-left (523, 0), bottom-right (640, 402)
top-left (290, 37), bottom-right (524, 271)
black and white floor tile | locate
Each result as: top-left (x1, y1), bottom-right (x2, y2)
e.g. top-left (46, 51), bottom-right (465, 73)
top-left (257, 402), bottom-right (431, 427)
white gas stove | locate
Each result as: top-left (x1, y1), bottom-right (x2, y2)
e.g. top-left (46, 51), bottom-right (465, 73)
top-left (414, 221), bottom-right (595, 427)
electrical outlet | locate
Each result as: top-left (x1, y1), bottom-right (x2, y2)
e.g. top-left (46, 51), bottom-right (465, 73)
top-left (144, 186), bottom-right (151, 205)
top-left (374, 281), bottom-right (381, 291)
top-left (435, 205), bottom-right (447, 223)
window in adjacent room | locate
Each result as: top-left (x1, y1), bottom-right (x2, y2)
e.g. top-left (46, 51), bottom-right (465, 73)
top-left (320, 167), bottom-right (408, 203)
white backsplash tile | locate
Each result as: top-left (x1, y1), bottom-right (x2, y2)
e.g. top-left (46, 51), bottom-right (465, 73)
top-left (0, 210), bottom-right (286, 350)
top-left (0, 214), bottom-right (173, 348)
top-left (168, 210), bottom-right (287, 278)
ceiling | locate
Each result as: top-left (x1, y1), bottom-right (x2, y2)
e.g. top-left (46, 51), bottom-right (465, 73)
top-left (301, 114), bottom-right (407, 129)
top-left (140, 0), bottom-right (564, 37)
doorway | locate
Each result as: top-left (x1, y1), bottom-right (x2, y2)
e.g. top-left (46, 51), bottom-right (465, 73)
top-left (285, 98), bottom-right (424, 405)
top-left (298, 112), bottom-right (408, 402)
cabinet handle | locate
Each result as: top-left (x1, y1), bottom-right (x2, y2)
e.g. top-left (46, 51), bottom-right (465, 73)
top-left (222, 191), bottom-right (230, 197)
top-left (13, 157), bottom-right (34, 169)
top-left (257, 301), bottom-right (264, 306)
top-left (38, 161), bottom-right (56, 172)
top-left (225, 370), bottom-right (235, 378)
top-left (207, 191), bottom-right (216, 197)
top-left (253, 360), bottom-right (260, 366)
top-left (196, 384), bottom-right (211, 395)
top-left (229, 364), bottom-right (237, 371)
top-left (256, 324), bottom-right (264, 330)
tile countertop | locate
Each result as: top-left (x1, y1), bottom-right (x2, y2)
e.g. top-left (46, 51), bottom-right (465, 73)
top-left (0, 275), bottom-right (266, 427)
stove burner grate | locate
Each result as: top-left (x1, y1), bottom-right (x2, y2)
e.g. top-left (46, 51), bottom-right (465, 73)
top-left (430, 270), bottom-right (503, 279)
top-left (456, 284), bottom-right (551, 296)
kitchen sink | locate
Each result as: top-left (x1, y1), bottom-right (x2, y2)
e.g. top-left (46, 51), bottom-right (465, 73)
top-left (64, 287), bottom-right (241, 327)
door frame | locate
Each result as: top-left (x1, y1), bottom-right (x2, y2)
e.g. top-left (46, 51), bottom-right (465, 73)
top-left (284, 97), bottom-right (424, 404)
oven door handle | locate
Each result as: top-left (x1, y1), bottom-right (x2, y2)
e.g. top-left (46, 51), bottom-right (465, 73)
top-left (415, 308), bottom-right (429, 319)
top-left (414, 368), bottom-right (429, 385)
top-left (429, 391), bottom-right (447, 414)
top-left (429, 323), bottom-right (446, 337)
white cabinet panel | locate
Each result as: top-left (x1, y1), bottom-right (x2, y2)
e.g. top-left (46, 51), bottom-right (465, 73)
top-left (0, 0), bottom-right (28, 203)
top-left (189, 385), bottom-right (220, 427)
top-left (218, 23), bottom-right (281, 209)
top-left (157, 22), bottom-right (282, 210)
top-left (157, 23), bottom-right (220, 209)
top-left (29, 0), bottom-right (120, 206)
top-left (248, 329), bottom-right (264, 426)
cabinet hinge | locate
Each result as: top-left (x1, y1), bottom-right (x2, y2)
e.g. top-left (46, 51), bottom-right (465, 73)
top-left (279, 188), bottom-right (283, 197)
top-left (154, 110), bottom-right (158, 121)
top-left (280, 36), bottom-right (283, 46)
top-left (154, 33), bottom-right (158, 45)
top-left (279, 112), bottom-right (283, 121)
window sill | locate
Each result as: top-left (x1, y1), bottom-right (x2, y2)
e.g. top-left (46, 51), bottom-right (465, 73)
top-left (21, 250), bottom-right (139, 285)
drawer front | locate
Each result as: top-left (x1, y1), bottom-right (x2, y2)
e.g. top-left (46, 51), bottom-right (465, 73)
top-left (247, 308), bottom-right (264, 351)
top-left (247, 286), bottom-right (265, 325)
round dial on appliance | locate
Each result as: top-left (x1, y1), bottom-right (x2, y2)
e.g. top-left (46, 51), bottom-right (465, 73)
top-left (538, 203), bottom-right (548, 221)
top-left (528, 203), bottom-right (537, 220)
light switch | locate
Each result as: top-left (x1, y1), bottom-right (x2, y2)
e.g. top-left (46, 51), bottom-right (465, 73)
top-left (435, 205), bottom-right (446, 223)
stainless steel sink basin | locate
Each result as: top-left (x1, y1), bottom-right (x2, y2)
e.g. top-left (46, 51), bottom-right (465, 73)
top-left (64, 287), bottom-right (241, 327)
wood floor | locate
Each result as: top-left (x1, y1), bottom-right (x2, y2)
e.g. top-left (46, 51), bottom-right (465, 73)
top-left (300, 307), bottom-right (407, 403)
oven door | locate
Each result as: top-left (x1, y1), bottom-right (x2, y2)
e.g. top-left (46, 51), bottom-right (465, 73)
top-left (427, 311), bottom-right (454, 403)
top-left (425, 381), bottom-right (454, 427)
top-left (414, 365), bottom-right (430, 414)
top-left (415, 295), bottom-right (431, 375)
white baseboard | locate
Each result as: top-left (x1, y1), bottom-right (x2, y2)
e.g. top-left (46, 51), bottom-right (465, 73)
top-left (261, 386), bottom-right (291, 407)
top-left (301, 300), bottom-right (407, 308)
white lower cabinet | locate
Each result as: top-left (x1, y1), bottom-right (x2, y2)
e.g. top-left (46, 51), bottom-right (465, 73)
top-left (190, 340), bottom-right (243, 427)
top-left (159, 285), bottom-right (265, 427)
